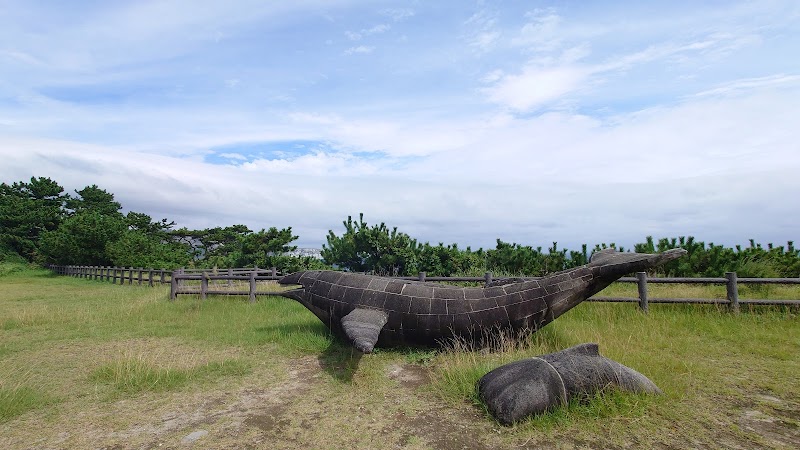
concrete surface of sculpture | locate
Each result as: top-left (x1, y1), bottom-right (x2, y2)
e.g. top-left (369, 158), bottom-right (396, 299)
top-left (278, 248), bottom-right (687, 353)
top-left (477, 343), bottom-right (662, 425)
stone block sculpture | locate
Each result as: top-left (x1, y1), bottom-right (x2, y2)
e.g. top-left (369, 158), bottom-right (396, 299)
top-left (278, 248), bottom-right (686, 353)
top-left (478, 343), bottom-right (662, 425)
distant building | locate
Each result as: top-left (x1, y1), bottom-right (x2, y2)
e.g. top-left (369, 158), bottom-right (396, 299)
top-left (287, 248), bottom-right (324, 259)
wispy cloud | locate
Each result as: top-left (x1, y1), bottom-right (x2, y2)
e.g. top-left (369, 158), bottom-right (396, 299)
top-left (693, 74), bottom-right (800, 98)
top-left (218, 152), bottom-right (248, 161)
top-left (345, 24), bottom-right (391, 40)
top-left (511, 8), bottom-right (563, 51)
top-left (463, 9), bottom-right (500, 53)
top-left (343, 45), bottom-right (375, 55)
top-left (381, 8), bottom-right (415, 22)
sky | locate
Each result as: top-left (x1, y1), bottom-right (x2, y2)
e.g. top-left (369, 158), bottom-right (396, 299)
top-left (1, 0), bottom-right (799, 251)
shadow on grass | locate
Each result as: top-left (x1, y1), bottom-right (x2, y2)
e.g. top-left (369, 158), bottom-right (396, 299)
top-left (252, 320), bottom-right (332, 350)
top-left (317, 340), bottom-right (363, 383)
top-left (316, 341), bottom-right (442, 383)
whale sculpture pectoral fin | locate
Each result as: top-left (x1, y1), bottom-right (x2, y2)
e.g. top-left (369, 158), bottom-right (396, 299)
top-left (341, 308), bottom-right (389, 354)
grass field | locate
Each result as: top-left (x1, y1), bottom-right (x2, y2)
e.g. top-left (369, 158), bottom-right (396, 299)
top-left (1, 266), bottom-right (798, 449)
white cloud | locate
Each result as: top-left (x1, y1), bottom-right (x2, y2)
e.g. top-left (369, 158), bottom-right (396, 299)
top-left (464, 9), bottom-right (501, 53)
top-left (512, 8), bottom-right (562, 50)
top-left (693, 74), bottom-right (800, 98)
top-left (218, 152), bottom-right (248, 161)
top-left (481, 69), bottom-right (504, 83)
top-left (381, 8), bottom-right (414, 22)
top-left (471, 31), bottom-right (501, 52)
top-left (481, 27), bottom-right (779, 112)
top-left (344, 45), bottom-right (375, 55)
top-left (484, 65), bottom-right (591, 111)
top-left (345, 23), bottom-right (390, 40)
top-left (242, 152), bottom-right (381, 176)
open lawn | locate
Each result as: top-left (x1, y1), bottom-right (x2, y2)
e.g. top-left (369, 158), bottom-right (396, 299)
top-left (1, 267), bottom-right (798, 449)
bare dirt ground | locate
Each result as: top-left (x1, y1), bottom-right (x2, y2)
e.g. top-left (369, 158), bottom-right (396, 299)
top-left (4, 349), bottom-right (798, 450)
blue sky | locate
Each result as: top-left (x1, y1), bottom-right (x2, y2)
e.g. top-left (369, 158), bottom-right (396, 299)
top-left (2, 0), bottom-right (799, 250)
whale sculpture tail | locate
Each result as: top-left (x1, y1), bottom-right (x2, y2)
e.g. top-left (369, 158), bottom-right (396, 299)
top-left (478, 343), bottom-right (662, 425)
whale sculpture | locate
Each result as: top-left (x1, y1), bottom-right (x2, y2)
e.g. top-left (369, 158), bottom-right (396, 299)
top-left (478, 343), bottom-right (662, 425)
top-left (278, 248), bottom-right (686, 353)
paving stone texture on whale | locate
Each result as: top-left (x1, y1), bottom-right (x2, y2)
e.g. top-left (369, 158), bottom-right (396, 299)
top-left (278, 248), bottom-right (687, 353)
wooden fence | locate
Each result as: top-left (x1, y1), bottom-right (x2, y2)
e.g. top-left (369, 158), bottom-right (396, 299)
top-left (49, 265), bottom-right (172, 287)
top-left (50, 266), bottom-right (800, 310)
top-left (169, 267), bottom-right (282, 303)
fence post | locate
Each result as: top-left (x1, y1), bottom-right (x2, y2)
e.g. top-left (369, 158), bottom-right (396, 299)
top-left (726, 272), bottom-right (740, 314)
top-left (249, 271), bottom-right (257, 303)
top-left (418, 271), bottom-right (426, 282)
top-left (636, 272), bottom-right (649, 313)
top-left (201, 272), bottom-right (208, 300)
top-left (271, 267), bottom-right (277, 278)
top-left (170, 271), bottom-right (178, 301)
top-left (138, 268), bottom-right (143, 285)
top-left (160, 270), bottom-right (165, 284)
top-left (227, 268), bottom-right (233, 287)
top-left (484, 272), bottom-right (493, 286)
top-left (148, 269), bottom-right (154, 287)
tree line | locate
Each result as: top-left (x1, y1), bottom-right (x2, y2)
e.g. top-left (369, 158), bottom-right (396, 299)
top-left (0, 177), bottom-right (324, 272)
top-left (2, 177), bottom-right (798, 278)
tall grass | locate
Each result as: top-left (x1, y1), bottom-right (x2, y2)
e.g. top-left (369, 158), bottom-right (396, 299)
top-left (0, 379), bottom-right (54, 422)
top-left (91, 355), bottom-right (250, 395)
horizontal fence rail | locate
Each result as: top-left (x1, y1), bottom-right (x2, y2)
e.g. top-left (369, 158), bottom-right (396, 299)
top-left (50, 266), bottom-right (800, 309)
